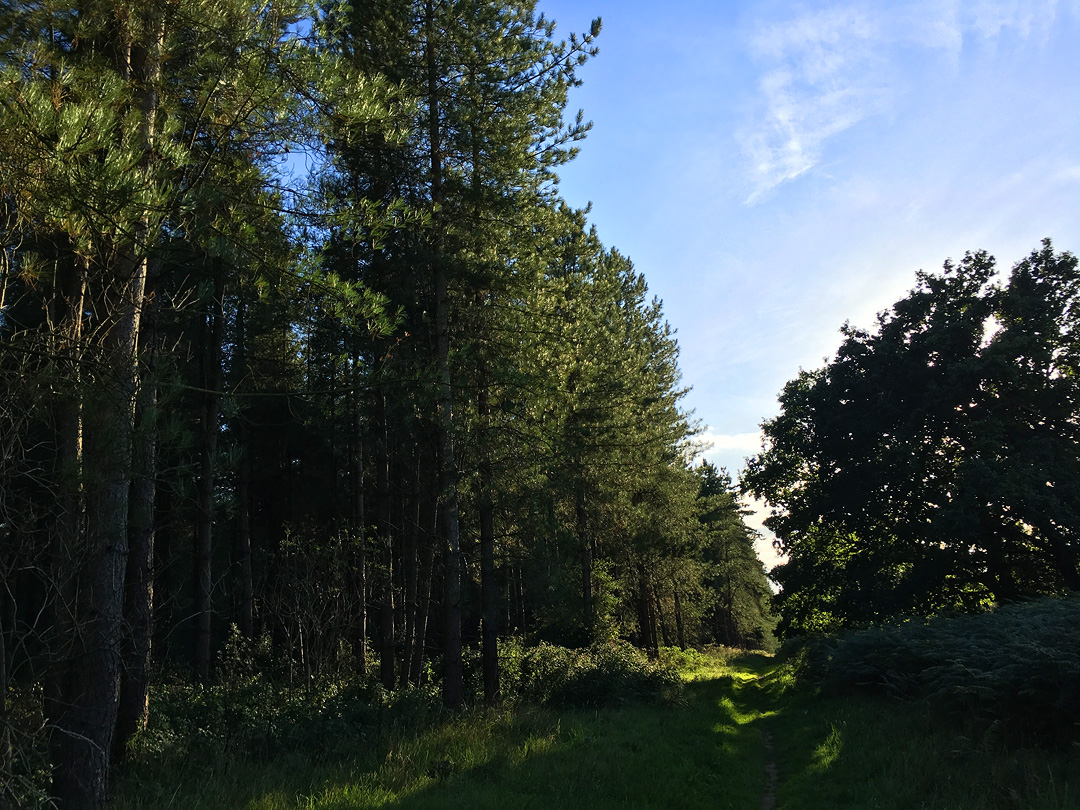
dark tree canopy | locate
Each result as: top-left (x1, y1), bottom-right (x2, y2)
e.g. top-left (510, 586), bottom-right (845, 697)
top-left (743, 240), bottom-right (1080, 636)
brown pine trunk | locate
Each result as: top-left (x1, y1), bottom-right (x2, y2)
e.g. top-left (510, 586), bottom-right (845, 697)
top-left (410, 500), bottom-right (437, 686)
top-left (425, 0), bottom-right (463, 709)
top-left (576, 477), bottom-right (592, 638)
top-left (673, 584), bottom-right (687, 651)
top-left (233, 298), bottom-right (254, 639)
top-left (193, 268), bottom-right (224, 682)
top-left (49, 15), bottom-right (161, 805)
top-left (400, 480), bottom-right (419, 688)
top-left (53, 387), bottom-right (133, 807)
top-left (350, 352), bottom-right (367, 675)
top-left (478, 380), bottom-right (500, 705)
top-left (52, 219), bottom-right (149, 808)
top-left (113, 346), bottom-right (157, 760)
top-left (646, 585), bottom-right (660, 659)
top-left (468, 95), bottom-right (500, 705)
top-left (513, 566), bottom-right (525, 632)
top-left (636, 565), bottom-right (658, 659)
top-left (655, 589), bottom-right (672, 648)
top-left (234, 427), bottom-right (254, 637)
top-left (376, 393), bottom-right (395, 690)
top-left (45, 252), bottom-right (84, 792)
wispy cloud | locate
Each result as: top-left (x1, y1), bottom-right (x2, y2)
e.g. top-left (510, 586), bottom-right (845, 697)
top-left (740, 6), bottom-right (888, 203)
top-left (1054, 165), bottom-right (1080, 185)
top-left (740, 1), bottom-right (1072, 203)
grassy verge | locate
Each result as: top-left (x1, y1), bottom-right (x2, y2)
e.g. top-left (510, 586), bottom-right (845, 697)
top-left (109, 646), bottom-right (1080, 809)
top-left (761, 660), bottom-right (1080, 809)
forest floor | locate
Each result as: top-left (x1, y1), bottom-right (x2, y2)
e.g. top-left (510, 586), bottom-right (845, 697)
top-left (110, 651), bottom-right (1080, 809)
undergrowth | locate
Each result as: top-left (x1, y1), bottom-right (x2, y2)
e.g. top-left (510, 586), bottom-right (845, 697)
top-left (108, 641), bottom-right (701, 809)
top-left (106, 643), bottom-right (1080, 808)
top-left (798, 595), bottom-right (1080, 745)
top-left (499, 639), bottom-right (683, 706)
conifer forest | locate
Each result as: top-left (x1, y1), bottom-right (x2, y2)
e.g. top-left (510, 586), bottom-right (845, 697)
top-left (0, 2), bottom-right (774, 806)
top-left (2, 2), bottom-right (1079, 809)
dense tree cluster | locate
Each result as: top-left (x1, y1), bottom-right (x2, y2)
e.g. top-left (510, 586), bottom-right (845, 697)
top-left (744, 241), bottom-right (1080, 637)
top-left (0, 1), bottom-right (771, 806)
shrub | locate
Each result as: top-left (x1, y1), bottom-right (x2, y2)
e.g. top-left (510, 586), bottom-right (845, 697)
top-left (500, 638), bottom-right (681, 707)
top-left (658, 644), bottom-right (736, 675)
top-left (801, 595), bottom-right (1080, 745)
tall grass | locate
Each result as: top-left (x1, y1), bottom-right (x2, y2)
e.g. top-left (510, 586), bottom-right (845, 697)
top-left (109, 642), bottom-right (698, 809)
top-left (108, 634), bottom-right (1080, 809)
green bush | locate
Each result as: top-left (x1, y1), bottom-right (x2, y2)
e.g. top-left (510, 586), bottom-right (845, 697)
top-left (500, 638), bottom-right (681, 707)
top-left (129, 675), bottom-right (383, 765)
top-left (802, 595), bottom-right (1080, 745)
top-left (125, 668), bottom-right (452, 775)
top-left (658, 644), bottom-right (735, 674)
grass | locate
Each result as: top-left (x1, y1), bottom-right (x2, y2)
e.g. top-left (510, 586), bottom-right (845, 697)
top-left (752, 651), bottom-right (1080, 810)
top-left (109, 648), bottom-right (1080, 809)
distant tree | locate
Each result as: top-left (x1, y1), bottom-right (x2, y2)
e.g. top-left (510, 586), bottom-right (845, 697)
top-left (696, 463), bottom-right (775, 649)
top-left (743, 241), bottom-right (1080, 636)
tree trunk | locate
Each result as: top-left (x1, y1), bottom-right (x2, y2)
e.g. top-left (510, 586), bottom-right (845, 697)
top-left (478, 380), bottom-right (500, 705)
top-left (233, 298), bottom-right (254, 639)
top-left (113, 336), bottom-right (157, 759)
top-left (425, 0), bottom-right (463, 709)
top-left (400, 479), bottom-right (419, 688)
top-left (376, 393), bottom-right (395, 690)
top-left (646, 584), bottom-right (660, 659)
top-left (350, 350), bottom-right (367, 675)
top-left (44, 252), bottom-right (83, 803)
top-left (672, 584), bottom-right (687, 651)
top-left (655, 589), bottom-right (672, 648)
top-left (636, 564), bottom-right (658, 659)
top-left (576, 476), bottom-right (592, 638)
top-left (410, 500), bottom-right (437, 686)
top-left (193, 267), bottom-right (224, 682)
top-left (49, 16), bottom-right (161, 805)
top-left (52, 231), bottom-right (145, 810)
top-left (353, 439), bottom-right (367, 676)
top-left (513, 566), bottom-right (525, 632)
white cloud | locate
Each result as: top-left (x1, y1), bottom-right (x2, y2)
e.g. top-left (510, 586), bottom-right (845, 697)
top-left (739, 0), bottom-right (1074, 202)
top-left (697, 430), bottom-right (763, 453)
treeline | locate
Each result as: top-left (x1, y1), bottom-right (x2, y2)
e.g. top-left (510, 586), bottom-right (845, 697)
top-left (0, 1), bottom-right (772, 807)
top-left (744, 240), bottom-right (1080, 636)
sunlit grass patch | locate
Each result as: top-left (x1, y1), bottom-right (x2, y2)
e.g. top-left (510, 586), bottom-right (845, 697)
top-left (807, 723), bottom-right (842, 774)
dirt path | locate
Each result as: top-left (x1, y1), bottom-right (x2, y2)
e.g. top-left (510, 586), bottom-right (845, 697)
top-left (761, 729), bottom-right (778, 810)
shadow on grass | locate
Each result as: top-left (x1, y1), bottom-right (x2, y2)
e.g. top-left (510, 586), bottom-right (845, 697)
top-left (307, 653), bottom-right (785, 810)
top-left (108, 653), bottom-right (895, 810)
top-left (117, 653), bottom-right (1077, 809)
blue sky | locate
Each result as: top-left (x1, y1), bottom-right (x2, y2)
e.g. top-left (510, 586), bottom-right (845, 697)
top-left (536, 0), bottom-right (1080, 564)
